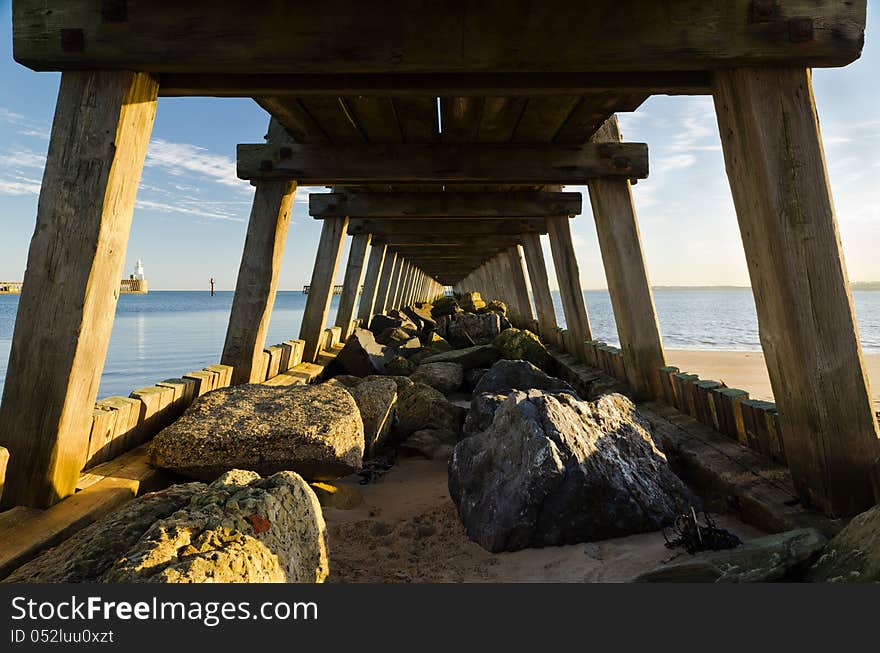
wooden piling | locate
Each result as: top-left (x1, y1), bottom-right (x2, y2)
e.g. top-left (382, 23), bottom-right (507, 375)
top-left (547, 216), bottom-right (591, 362)
top-left (335, 233), bottom-right (372, 338)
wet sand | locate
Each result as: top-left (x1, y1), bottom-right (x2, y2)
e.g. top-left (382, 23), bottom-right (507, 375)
top-left (323, 456), bottom-right (764, 583)
top-left (666, 349), bottom-right (880, 410)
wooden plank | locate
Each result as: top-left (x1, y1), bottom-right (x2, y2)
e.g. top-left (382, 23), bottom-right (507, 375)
top-left (204, 364), bottom-right (233, 388)
top-left (310, 191), bottom-right (581, 218)
top-left (512, 96), bottom-right (580, 143)
top-left (335, 233), bottom-right (372, 338)
top-left (264, 345), bottom-right (283, 379)
top-left (299, 217), bottom-right (349, 363)
top-left (0, 447), bottom-right (8, 500)
top-left (373, 251), bottom-right (398, 315)
top-left (15, 2), bottom-right (865, 73)
top-left (713, 66), bottom-right (880, 518)
top-left (506, 246), bottom-right (535, 327)
top-left (546, 216), bottom-right (591, 363)
top-left (0, 71), bottom-right (158, 509)
top-left (375, 235), bottom-right (522, 247)
top-left (349, 218), bottom-right (548, 236)
top-left (163, 71), bottom-right (713, 97)
top-left (255, 98), bottom-right (329, 144)
top-left (182, 370), bottom-right (213, 397)
top-left (222, 133), bottom-right (297, 385)
top-left (84, 406), bottom-right (118, 469)
top-left (357, 243), bottom-right (387, 323)
top-left (588, 116), bottom-right (665, 399)
top-left (236, 143), bottom-right (649, 183)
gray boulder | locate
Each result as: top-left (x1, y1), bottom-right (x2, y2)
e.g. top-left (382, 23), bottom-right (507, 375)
top-left (473, 359), bottom-right (575, 396)
top-left (459, 291), bottom-right (487, 313)
top-left (493, 328), bottom-right (551, 370)
top-left (399, 429), bottom-right (459, 460)
top-left (462, 391), bottom-right (510, 436)
top-left (449, 391), bottom-right (695, 552)
top-left (7, 471), bottom-right (329, 583)
top-left (384, 355), bottom-right (415, 376)
top-left (431, 297), bottom-right (460, 318)
top-left (447, 312), bottom-right (502, 347)
top-left (369, 313), bottom-right (402, 334)
top-left (463, 367), bottom-right (489, 392)
top-left (347, 376), bottom-right (399, 457)
top-left (376, 326), bottom-right (412, 346)
top-left (808, 504), bottom-right (880, 582)
top-left (636, 529), bottom-right (827, 583)
top-left (150, 383), bottom-right (364, 481)
top-left (397, 383), bottom-right (465, 437)
top-left (411, 362), bottom-right (464, 394)
top-left (331, 328), bottom-right (391, 377)
top-left (421, 344), bottom-right (500, 370)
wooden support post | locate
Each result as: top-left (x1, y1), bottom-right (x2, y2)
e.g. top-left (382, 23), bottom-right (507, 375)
top-left (222, 120), bottom-right (296, 385)
top-left (335, 233), bottom-right (372, 338)
top-left (390, 259), bottom-right (408, 309)
top-left (507, 245), bottom-right (534, 328)
top-left (357, 243), bottom-right (387, 322)
top-left (299, 217), bottom-right (349, 363)
top-left (375, 251), bottom-right (399, 315)
top-left (713, 67), bottom-right (880, 517)
top-left (0, 71), bottom-right (158, 508)
top-left (521, 233), bottom-right (558, 342)
top-left (588, 116), bottom-right (665, 399)
top-left (547, 216), bottom-right (591, 361)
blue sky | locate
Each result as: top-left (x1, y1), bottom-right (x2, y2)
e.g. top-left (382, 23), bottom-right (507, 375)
top-left (0, 1), bottom-right (877, 291)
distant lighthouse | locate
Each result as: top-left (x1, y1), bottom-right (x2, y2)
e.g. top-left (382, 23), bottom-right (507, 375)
top-left (134, 259), bottom-right (145, 280)
top-left (120, 259), bottom-right (148, 294)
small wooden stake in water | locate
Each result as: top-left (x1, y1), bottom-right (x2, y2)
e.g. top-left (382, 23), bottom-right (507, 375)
top-left (210, 277), bottom-right (215, 297)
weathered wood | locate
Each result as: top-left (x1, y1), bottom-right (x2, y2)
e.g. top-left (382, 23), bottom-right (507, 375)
top-left (506, 246), bottom-right (535, 327)
top-left (0, 71), bottom-right (158, 509)
top-left (14, 2), bottom-right (866, 73)
top-left (335, 233), bottom-right (372, 338)
top-left (299, 217), bottom-right (349, 363)
top-left (374, 235), bottom-right (522, 247)
top-left (221, 173), bottom-right (296, 385)
top-left (391, 260), bottom-right (411, 309)
top-left (310, 191), bottom-right (581, 218)
top-left (237, 143), bottom-right (648, 183)
top-left (520, 233), bottom-right (558, 341)
top-left (350, 218), bottom-right (548, 237)
top-left (357, 243), bottom-right (387, 323)
top-left (374, 251), bottom-right (399, 315)
top-left (588, 116), bottom-right (666, 400)
top-left (547, 216), bottom-right (591, 362)
top-left (713, 67), bottom-right (880, 518)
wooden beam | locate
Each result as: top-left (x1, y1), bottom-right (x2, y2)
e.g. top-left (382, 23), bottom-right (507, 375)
top-left (373, 235), bottom-right (522, 247)
top-left (160, 71), bottom-right (713, 96)
top-left (299, 217), bottom-right (348, 363)
top-left (222, 121), bottom-right (297, 385)
top-left (521, 233), bottom-right (559, 341)
top-left (547, 215), bottom-right (592, 361)
top-left (349, 218), bottom-right (548, 236)
top-left (357, 243), bottom-right (387, 323)
top-left (713, 66), bottom-right (880, 518)
top-left (0, 72), bottom-right (158, 509)
top-left (374, 251), bottom-right (399, 315)
top-left (236, 143), bottom-right (649, 183)
top-left (506, 246), bottom-right (535, 327)
top-left (335, 233), bottom-right (372, 338)
top-left (14, 2), bottom-right (865, 73)
top-left (588, 116), bottom-right (666, 400)
top-left (310, 191), bottom-right (582, 218)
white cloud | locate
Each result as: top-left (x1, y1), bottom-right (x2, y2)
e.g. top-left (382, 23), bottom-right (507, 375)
top-left (144, 139), bottom-right (249, 190)
top-left (0, 175), bottom-right (41, 196)
top-left (135, 198), bottom-right (245, 222)
top-left (0, 148), bottom-right (46, 170)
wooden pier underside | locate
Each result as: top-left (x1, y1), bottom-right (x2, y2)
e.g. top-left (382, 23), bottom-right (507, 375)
top-left (1, 1), bottom-right (877, 524)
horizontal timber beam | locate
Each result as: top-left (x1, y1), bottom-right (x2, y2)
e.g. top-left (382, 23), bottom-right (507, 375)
top-left (310, 191), bottom-right (581, 218)
top-left (159, 72), bottom-right (712, 96)
top-left (237, 143), bottom-right (648, 183)
top-left (14, 2), bottom-right (865, 73)
top-left (348, 219), bottom-right (549, 236)
top-left (373, 235), bottom-right (522, 247)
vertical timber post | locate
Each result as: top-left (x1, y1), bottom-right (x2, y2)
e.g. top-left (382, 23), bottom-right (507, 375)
top-left (222, 121), bottom-right (296, 385)
top-left (358, 243), bottom-right (387, 323)
top-left (335, 232), bottom-right (372, 338)
top-left (521, 233), bottom-right (558, 342)
top-left (589, 116), bottom-right (666, 399)
top-left (375, 251), bottom-right (398, 315)
top-left (299, 217), bottom-right (349, 363)
top-left (507, 245), bottom-right (534, 328)
top-left (547, 216), bottom-right (591, 361)
top-left (0, 71), bottom-right (158, 508)
top-left (712, 67), bottom-right (880, 516)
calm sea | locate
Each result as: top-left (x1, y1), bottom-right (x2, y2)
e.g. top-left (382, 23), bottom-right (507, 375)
top-left (0, 289), bottom-right (878, 399)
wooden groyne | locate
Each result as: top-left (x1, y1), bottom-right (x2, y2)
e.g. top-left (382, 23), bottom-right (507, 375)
top-left (0, 0), bottom-right (877, 552)
top-left (0, 282), bottom-right (22, 294)
top-left (302, 284), bottom-right (360, 295)
top-left (1, 279), bottom-right (147, 295)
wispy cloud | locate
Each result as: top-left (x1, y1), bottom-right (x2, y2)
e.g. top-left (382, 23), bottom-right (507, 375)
top-left (135, 198), bottom-right (246, 222)
top-left (0, 174), bottom-right (41, 196)
top-left (144, 139), bottom-right (248, 190)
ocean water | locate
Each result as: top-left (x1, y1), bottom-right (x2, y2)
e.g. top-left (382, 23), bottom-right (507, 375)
top-left (0, 289), bottom-right (878, 400)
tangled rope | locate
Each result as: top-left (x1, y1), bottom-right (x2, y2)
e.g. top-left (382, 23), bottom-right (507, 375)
top-left (663, 507), bottom-right (742, 554)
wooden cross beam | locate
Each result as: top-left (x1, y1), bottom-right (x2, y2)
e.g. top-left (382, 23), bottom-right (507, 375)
top-left (373, 235), bottom-right (522, 247)
top-left (348, 218), bottom-right (549, 236)
top-left (237, 143), bottom-right (648, 183)
top-left (13, 1), bottom-right (865, 73)
top-left (310, 191), bottom-right (582, 218)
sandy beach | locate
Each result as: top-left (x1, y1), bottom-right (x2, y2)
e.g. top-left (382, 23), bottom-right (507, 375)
top-left (665, 349), bottom-right (880, 411)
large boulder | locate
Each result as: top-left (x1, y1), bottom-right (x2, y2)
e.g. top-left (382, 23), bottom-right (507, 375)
top-left (421, 344), bottom-right (501, 370)
top-left (492, 328), bottom-right (551, 370)
top-left (463, 391), bottom-right (511, 437)
top-left (368, 313), bottom-right (403, 334)
top-left (485, 300), bottom-right (508, 316)
top-left (808, 504), bottom-right (880, 582)
top-left (150, 383), bottom-right (364, 481)
top-left (329, 328), bottom-right (391, 377)
top-left (347, 376), bottom-right (399, 457)
top-left (7, 471), bottom-right (329, 583)
top-left (396, 383), bottom-right (465, 437)
top-left (384, 355), bottom-right (415, 376)
top-left (459, 291), bottom-right (487, 313)
top-left (636, 529), bottom-right (827, 583)
top-left (399, 428), bottom-right (459, 460)
top-left (431, 296), bottom-right (460, 318)
top-left (446, 312), bottom-right (502, 348)
top-left (376, 326), bottom-right (412, 346)
top-left (402, 305), bottom-right (436, 331)
top-left (410, 362), bottom-right (464, 394)
top-left (472, 359), bottom-right (575, 396)
top-left (449, 391), bottom-right (695, 552)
